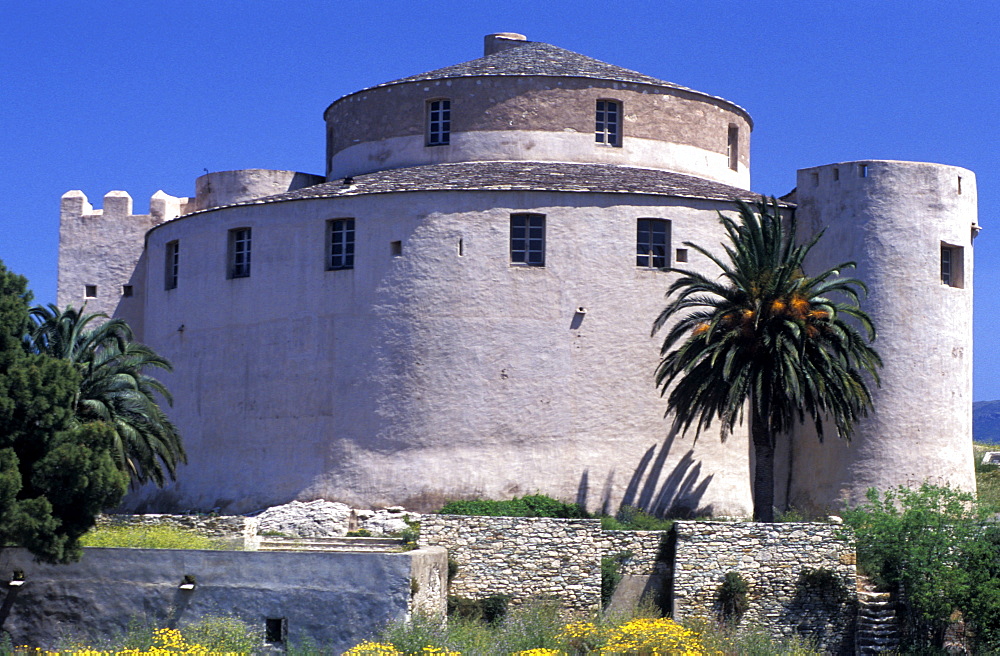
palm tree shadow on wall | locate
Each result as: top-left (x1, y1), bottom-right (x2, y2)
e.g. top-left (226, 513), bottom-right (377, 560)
top-left (576, 432), bottom-right (714, 518)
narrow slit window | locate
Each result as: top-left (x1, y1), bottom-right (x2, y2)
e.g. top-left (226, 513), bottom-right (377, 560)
top-left (458, 238), bottom-right (464, 256)
top-left (637, 219), bottom-right (671, 268)
top-left (327, 219), bottom-right (355, 270)
top-left (833, 168), bottom-right (840, 181)
top-left (859, 164), bottom-right (869, 178)
top-left (595, 100), bottom-right (621, 146)
top-left (427, 99), bottom-right (451, 146)
top-left (228, 228), bottom-right (252, 278)
top-left (727, 125), bottom-right (739, 171)
top-left (391, 240), bottom-right (402, 257)
top-left (958, 176), bottom-right (963, 195)
top-left (165, 240), bottom-right (179, 290)
top-left (510, 213), bottom-right (545, 266)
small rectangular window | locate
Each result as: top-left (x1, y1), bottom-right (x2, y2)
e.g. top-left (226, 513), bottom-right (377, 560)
top-left (327, 218), bottom-right (355, 270)
top-left (859, 164), bottom-right (869, 178)
top-left (675, 248), bottom-right (688, 263)
top-left (85, 284), bottom-right (97, 298)
top-left (941, 243), bottom-right (964, 288)
top-left (510, 213), bottom-right (545, 266)
top-left (122, 285), bottom-right (134, 297)
top-left (228, 228), bottom-right (252, 279)
top-left (427, 99), bottom-right (451, 146)
top-left (595, 100), bottom-right (621, 146)
top-left (391, 240), bottom-right (402, 257)
top-left (833, 168), bottom-right (840, 181)
top-left (637, 219), bottom-right (671, 268)
top-left (165, 240), bottom-right (179, 290)
top-left (265, 618), bottom-right (287, 644)
top-left (727, 125), bottom-right (739, 171)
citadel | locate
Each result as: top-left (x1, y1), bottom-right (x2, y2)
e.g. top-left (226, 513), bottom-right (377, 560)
top-left (58, 34), bottom-right (978, 517)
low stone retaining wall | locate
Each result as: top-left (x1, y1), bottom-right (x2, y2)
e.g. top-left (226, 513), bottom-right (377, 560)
top-left (96, 513), bottom-right (252, 542)
top-left (419, 515), bottom-right (603, 612)
top-left (601, 530), bottom-right (669, 576)
top-left (671, 521), bottom-right (857, 654)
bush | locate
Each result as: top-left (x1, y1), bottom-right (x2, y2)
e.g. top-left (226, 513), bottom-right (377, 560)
top-left (843, 483), bottom-right (997, 651)
top-left (438, 494), bottom-right (588, 518)
top-left (447, 594), bottom-right (510, 625)
top-left (601, 505), bottom-right (675, 531)
top-left (80, 525), bottom-right (231, 550)
top-left (717, 571), bottom-right (750, 624)
top-left (600, 551), bottom-right (631, 608)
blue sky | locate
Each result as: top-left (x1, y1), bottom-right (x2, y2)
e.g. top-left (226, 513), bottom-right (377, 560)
top-left (2, 1), bottom-right (998, 399)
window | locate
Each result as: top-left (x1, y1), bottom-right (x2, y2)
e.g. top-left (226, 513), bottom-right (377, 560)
top-left (727, 125), bottom-right (739, 171)
top-left (941, 243), bottom-right (964, 288)
top-left (165, 240), bottom-right (179, 290)
top-left (85, 284), bottom-right (97, 298)
top-left (265, 618), bottom-right (287, 644)
top-left (510, 214), bottom-right (545, 266)
top-left (595, 100), bottom-right (621, 146)
top-left (859, 163), bottom-right (869, 178)
top-left (427, 99), bottom-right (450, 146)
top-left (637, 219), bottom-right (671, 268)
top-left (122, 285), bottom-right (134, 297)
top-left (327, 218), bottom-right (355, 270)
top-left (228, 228), bottom-right (251, 278)
top-left (675, 248), bottom-right (688, 263)
top-left (390, 240), bottom-right (402, 257)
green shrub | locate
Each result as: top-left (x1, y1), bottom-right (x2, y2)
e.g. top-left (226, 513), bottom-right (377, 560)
top-left (717, 571), bottom-right (750, 624)
top-left (606, 505), bottom-right (676, 531)
top-left (843, 483), bottom-right (996, 651)
top-left (447, 594), bottom-right (510, 625)
top-left (601, 551), bottom-right (631, 608)
top-left (183, 614), bottom-right (263, 652)
top-left (345, 529), bottom-right (372, 537)
top-left (80, 525), bottom-right (230, 550)
top-left (438, 494), bottom-right (588, 518)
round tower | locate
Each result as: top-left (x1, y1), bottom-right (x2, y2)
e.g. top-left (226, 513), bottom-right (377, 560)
top-left (786, 160), bottom-right (978, 512)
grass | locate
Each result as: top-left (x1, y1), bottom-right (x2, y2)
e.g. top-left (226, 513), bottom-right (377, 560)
top-left (79, 525), bottom-right (236, 550)
top-left (974, 441), bottom-right (1000, 510)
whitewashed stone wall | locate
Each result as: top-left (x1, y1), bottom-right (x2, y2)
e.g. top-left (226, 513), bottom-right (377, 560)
top-left (419, 515), bottom-right (603, 611)
top-left (672, 522), bottom-right (856, 654)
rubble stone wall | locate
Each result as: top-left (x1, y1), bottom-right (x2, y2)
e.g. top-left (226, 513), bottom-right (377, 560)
top-left (671, 521), bottom-right (857, 655)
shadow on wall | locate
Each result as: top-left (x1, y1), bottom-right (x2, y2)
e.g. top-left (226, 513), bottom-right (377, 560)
top-left (577, 433), bottom-right (713, 518)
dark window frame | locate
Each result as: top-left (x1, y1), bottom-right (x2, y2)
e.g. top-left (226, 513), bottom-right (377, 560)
top-left (510, 213), bottom-right (545, 267)
top-left (595, 99), bottom-right (622, 147)
top-left (426, 99), bottom-right (451, 146)
top-left (228, 227), bottom-right (252, 279)
top-left (327, 218), bottom-right (356, 270)
top-left (165, 240), bottom-right (179, 290)
top-left (637, 218), bottom-right (671, 268)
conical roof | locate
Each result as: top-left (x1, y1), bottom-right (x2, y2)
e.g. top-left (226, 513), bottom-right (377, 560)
top-left (330, 39), bottom-right (748, 122)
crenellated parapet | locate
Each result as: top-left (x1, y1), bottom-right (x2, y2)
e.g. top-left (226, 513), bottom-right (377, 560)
top-left (57, 189), bottom-right (192, 338)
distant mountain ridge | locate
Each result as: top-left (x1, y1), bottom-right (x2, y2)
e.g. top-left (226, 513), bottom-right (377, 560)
top-left (974, 400), bottom-right (1000, 444)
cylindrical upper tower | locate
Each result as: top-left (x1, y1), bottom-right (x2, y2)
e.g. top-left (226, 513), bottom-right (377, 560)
top-left (787, 160), bottom-right (978, 511)
top-left (323, 35), bottom-right (752, 188)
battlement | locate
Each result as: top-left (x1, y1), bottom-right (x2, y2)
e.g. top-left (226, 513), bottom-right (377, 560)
top-left (60, 189), bottom-right (194, 223)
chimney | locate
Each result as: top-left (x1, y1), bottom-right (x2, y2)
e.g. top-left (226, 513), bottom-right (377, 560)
top-left (484, 33), bottom-right (527, 56)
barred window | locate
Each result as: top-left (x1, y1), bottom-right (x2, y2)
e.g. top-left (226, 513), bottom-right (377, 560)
top-left (327, 219), bottom-right (355, 270)
top-left (595, 100), bottom-right (621, 146)
top-left (165, 240), bottom-right (179, 289)
top-left (427, 99), bottom-right (451, 146)
top-left (510, 214), bottom-right (545, 266)
top-left (228, 228), bottom-right (251, 278)
top-left (637, 219), bottom-right (670, 268)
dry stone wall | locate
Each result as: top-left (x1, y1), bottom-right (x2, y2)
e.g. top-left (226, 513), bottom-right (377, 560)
top-left (671, 521), bottom-right (856, 654)
top-left (600, 530), bottom-right (669, 576)
top-left (419, 516), bottom-right (603, 612)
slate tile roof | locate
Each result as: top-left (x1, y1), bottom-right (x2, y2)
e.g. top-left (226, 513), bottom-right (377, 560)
top-left (334, 40), bottom-right (749, 122)
top-left (176, 162), bottom-right (773, 218)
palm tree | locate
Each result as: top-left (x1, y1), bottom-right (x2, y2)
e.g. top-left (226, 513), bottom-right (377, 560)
top-left (653, 198), bottom-right (881, 522)
top-left (29, 304), bottom-right (185, 487)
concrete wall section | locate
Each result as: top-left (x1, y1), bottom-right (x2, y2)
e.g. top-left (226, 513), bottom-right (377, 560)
top-left (671, 522), bottom-right (856, 654)
top-left (0, 546), bottom-right (446, 652)
top-left (127, 190), bottom-right (752, 518)
top-left (789, 161), bottom-right (977, 512)
top-left (326, 77), bottom-right (750, 187)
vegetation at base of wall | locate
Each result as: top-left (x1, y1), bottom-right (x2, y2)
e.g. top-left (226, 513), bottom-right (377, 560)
top-left (717, 571), bottom-right (750, 624)
top-left (599, 505), bottom-right (675, 531)
top-left (346, 529), bottom-right (373, 537)
top-left (393, 516), bottom-right (420, 550)
top-left (447, 595), bottom-right (511, 625)
top-left (842, 483), bottom-right (1000, 653)
top-left (438, 495), bottom-right (589, 519)
top-left (973, 441), bottom-right (1000, 508)
top-left (600, 551), bottom-right (631, 608)
top-left (347, 601), bottom-right (821, 655)
top-left (79, 525), bottom-right (234, 550)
